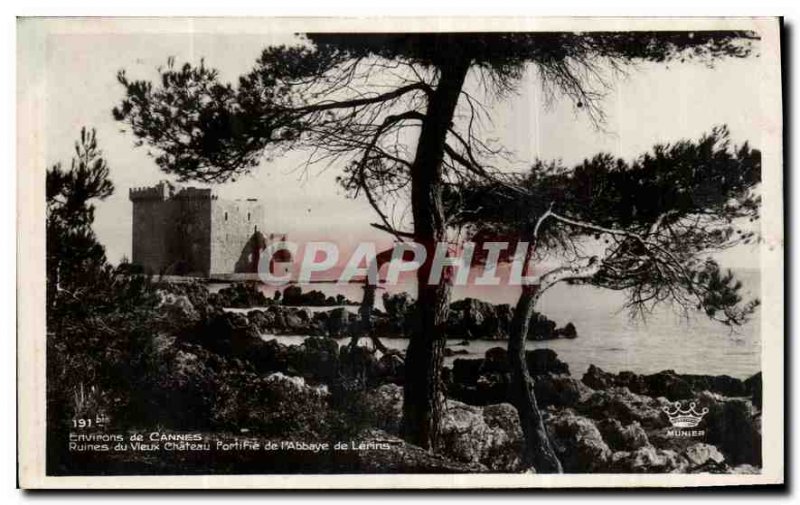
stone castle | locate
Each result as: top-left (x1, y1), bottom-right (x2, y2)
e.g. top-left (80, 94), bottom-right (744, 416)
top-left (129, 181), bottom-right (288, 277)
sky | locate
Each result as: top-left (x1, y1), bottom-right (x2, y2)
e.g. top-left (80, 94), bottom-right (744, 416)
top-left (41, 29), bottom-right (766, 267)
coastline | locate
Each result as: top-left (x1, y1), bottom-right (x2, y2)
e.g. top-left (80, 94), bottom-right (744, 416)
top-left (45, 280), bottom-right (763, 476)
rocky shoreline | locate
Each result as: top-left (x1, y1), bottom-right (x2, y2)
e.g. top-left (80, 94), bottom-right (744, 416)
top-left (442, 347), bottom-right (761, 472)
top-left (208, 283), bottom-right (578, 342)
top-left (153, 282), bottom-right (762, 474)
top-left (245, 341), bottom-right (762, 473)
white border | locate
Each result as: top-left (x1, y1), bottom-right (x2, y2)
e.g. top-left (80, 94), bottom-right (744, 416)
top-left (16, 16), bottom-right (784, 489)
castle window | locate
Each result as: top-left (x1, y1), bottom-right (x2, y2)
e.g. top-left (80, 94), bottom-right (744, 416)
top-left (247, 212), bottom-right (251, 221)
top-left (224, 212), bottom-right (228, 221)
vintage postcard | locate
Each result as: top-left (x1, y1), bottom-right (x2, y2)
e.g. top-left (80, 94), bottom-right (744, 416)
top-left (17, 17), bottom-right (784, 488)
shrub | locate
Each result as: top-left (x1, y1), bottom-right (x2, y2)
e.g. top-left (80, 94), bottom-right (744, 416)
top-left (211, 371), bottom-right (330, 437)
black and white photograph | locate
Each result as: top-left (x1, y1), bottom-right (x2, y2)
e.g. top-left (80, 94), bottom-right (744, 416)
top-left (16, 16), bottom-right (784, 488)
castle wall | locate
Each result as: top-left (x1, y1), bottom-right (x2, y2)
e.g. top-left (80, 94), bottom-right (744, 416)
top-left (170, 193), bottom-right (213, 275)
top-left (209, 199), bottom-right (266, 275)
top-left (131, 198), bottom-right (171, 274)
top-left (131, 183), bottom-right (282, 277)
top-left (130, 184), bottom-right (212, 276)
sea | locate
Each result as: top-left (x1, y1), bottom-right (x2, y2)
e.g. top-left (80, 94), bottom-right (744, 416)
top-left (216, 269), bottom-right (761, 379)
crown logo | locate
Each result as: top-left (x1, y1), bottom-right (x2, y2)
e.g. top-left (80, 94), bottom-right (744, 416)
top-left (662, 401), bottom-right (709, 428)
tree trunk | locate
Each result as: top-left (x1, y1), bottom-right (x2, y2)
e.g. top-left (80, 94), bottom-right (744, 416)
top-left (508, 284), bottom-right (563, 473)
top-left (402, 59), bottom-right (470, 450)
top-left (350, 282), bottom-right (390, 354)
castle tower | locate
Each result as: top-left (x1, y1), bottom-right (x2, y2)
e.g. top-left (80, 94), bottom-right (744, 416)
top-left (129, 182), bottom-right (279, 277)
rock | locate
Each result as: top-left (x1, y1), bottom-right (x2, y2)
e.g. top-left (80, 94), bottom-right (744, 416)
top-left (281, 286), bottom-right (353, 307)
top-left (730, 464), bottom-right (760, 474)
top-left (159, 344), bottom-right (210, 386)
top-left (586, 368), bottom-right (692, 400)
top-left (597, 419), bottom-right (650, 451)
top-left (534, 376), bottom-right (586, 408)
top-left (376, 294), bottom-right (576, 341)
top-left (196, 311), bottom-right (262, 354)
top-left (158, 281), bottom-right (211, 311)
top-left (264, 371), bottom-right (328, 395)
top-left (680, 373), bottom-right (749, 398)
top-left (350, 429), bottom-right (488, 473)
top-left (325, 307), bottom-right (350, 337)
top-left (527, 312), bottom-right (557, 340)
top-left (213, 283), bottom-right (269, 308)
top-left (269, 307), bottom-right (323, 335)
top-left (251, 338), bottom-right (290, 372)
top-left (577, 387), bottom-right (672, 429)
top-left (281, 285), bottom-right (303, 305)
top-left (302, 289), bottom-right (326, 307)
top-left (368, 384), bottom-right (404, 434)
top-left (474, 372), bottom-right (510, 405)
top-left (481, 403), bottom-right (527, 472)
top-left (545, 410), bottom-right (612, 472)
top-left (247, 310), bottom-right (273, 333)
top-left (483, 403), bottom-right (524, 440)
top-left (139, 338), bottom-right (240, 427)
top-left (211, 371), bottom-right (330, 437)
top-left (439, 400), bottom-right (525, 472)
top-left (447, 305), bottom-right (572, 341)
top-left (192, 308), bottom-right (291, 373)
top-left (255, 371), bottom-right (329, 432)
top-left (157, 291), bottom-right (201, 328)
top-left (582, 364), bottom-right (614, 390)
top-left (266, 305), bottom-right (288, 331)
top-left (526, 349), bottom-right (570, 376)
top-left (283, 311), bottom-right (306, 332)
top-left (452, 358), bottom-right (484, 385)
top-left (528, 309), bottom-right (579, 340)
top-left (282, 286), bottom-right (329, 306)
top-left (449, 350), bottom-right (572, 406)
top-left (447, 298), bottom-right (487, 338)
top-left (448, 367), bottom-right (504, 406)
top-left (443, 347), bottom-right (469, 357)
top-left (379, 292), bottom-right (415, 335)
top-left (580, 365), bottom-right (750, 401)
top-left (698, 392), bottom-right (762, 466)
top-left (339, 345), bottom-right (378, 381)
top-left (375, 353), bottom-right (405, 383)
top-left (382, 292), bottom-right (414, 320)
top-left (609, 445), bottom-right (688, 473)
top-left (683, 443), bottom-right (725, 468)
top-left (484, 347), bottom-right (510, 373)
top-left (744, 372), bottom-right (762, 409)
top-left (365, 384), bottom-right (524, 472)
top-left (449, 356), bottom-right (509, 406)
top-left (446, 298), bottom-right (511, 340)
top-left (474, 403), bottom-right (535, 473)
top-left (480, 348), bottom-right (570, 377)
top-left (494, 304), bottom-right (514, 337)
top-left (288, 337), bottom-right (341, 381)
top-left (643, 370), bottom-right (696, 400)
top-left (557, 322), bottom-right (578, 339)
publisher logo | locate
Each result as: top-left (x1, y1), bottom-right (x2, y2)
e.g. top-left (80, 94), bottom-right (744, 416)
top-left (663, 401), bottom-right (709, 438)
